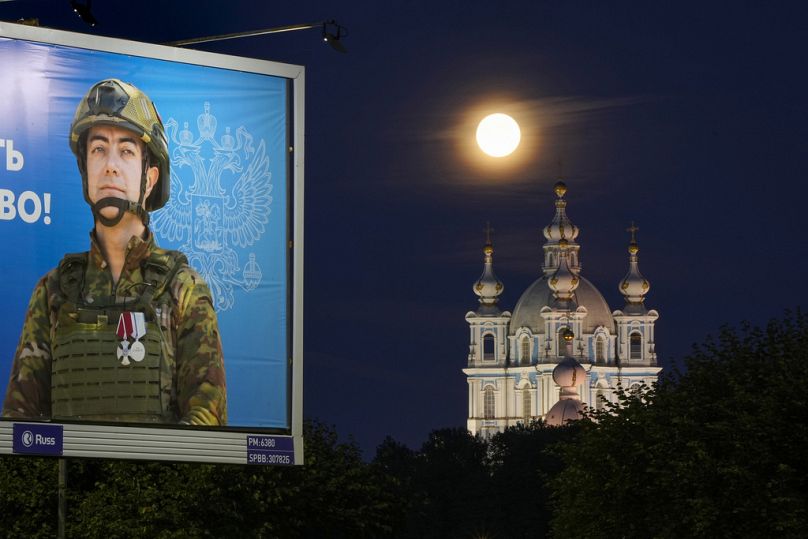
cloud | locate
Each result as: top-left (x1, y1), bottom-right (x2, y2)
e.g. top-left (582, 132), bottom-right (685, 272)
top-left (317, 93), bottom-right (661, 210)
top-left (409, 94), bottom-right (657, 141)
top-left (512, 95), bottom-right (655, 130)
top-left (363, 94), bottom-right (658, 193)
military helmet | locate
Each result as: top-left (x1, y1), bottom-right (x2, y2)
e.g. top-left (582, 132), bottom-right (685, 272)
top-left (69, 79), bottom-right (170, 212)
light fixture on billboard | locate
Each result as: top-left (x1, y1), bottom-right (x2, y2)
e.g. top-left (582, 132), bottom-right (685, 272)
top-left (70, 0), bottom-right (97, 27)
top-left (322, 20), bottom-right (347, 53)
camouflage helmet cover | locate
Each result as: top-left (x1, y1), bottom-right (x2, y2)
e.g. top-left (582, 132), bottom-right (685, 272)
top-left (69, 79), bottom-right (170, 211)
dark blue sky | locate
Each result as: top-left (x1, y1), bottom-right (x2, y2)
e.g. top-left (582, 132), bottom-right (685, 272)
top-left (2, 1), bottom-right (807, 456)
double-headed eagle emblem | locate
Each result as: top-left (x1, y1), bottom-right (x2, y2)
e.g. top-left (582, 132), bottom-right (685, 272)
top-left (152, 102), bottom-right (273, 311)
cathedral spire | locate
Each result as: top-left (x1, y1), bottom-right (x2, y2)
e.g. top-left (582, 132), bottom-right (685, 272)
top-left (542, 181), bottom-right (581, 275)
top-left (619, 222), bottom-right (650, 314)
top-left (473, 222), bottom-right (504, 314)
top-left (549, 238), bottom-right (579, 309)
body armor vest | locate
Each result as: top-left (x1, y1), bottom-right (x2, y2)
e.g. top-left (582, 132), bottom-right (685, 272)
top-left (50, 249), bottom-right (186, 423)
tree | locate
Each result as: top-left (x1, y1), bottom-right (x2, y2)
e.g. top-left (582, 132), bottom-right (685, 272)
top-left (371, 436), bottom-right (418, 534)
top-left (373, 427), bottom-right (491, 539)
top-left (550, 312), bottom-right (808, 538)
top-left (0, 456), bottom-right (57, 538)
top-left (487, 421), bottom-right (576, 539)
top-left (2, 420), bottom-right (399, 538)
top-left (267, 420), bottom-right (400, 538)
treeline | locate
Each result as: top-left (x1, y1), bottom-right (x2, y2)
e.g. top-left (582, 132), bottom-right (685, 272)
top-left (2, 312), bottom-right (808, 538)
top-left (1, 421), bottom-right (570, 538)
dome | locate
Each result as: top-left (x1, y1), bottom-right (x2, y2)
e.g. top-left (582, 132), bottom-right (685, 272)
top-left (472, 239), bottom-right (504, 313)
top-left (542, 181), bottom-right (580, 243)
top-left (552, 357), bottom-right (586, 387)
top-left (510, 275), bottom-right (615, 335)
top-left (545, 398), bottom-right (585, 426)
top-left (618, 229), bottom-right (651, 311)
top-left (548, 240), bottom-right (578, 302)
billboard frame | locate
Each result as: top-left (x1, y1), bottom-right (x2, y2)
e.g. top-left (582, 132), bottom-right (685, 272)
top-left (0, 21), bottom-right (305, 465)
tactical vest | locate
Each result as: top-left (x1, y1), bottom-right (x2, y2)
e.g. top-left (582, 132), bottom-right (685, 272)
top-left (50, 249), bottom-right (186, 423)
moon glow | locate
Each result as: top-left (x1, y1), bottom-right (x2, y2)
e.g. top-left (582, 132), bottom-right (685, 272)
top-left (476, 113), bottom-right (521, 157)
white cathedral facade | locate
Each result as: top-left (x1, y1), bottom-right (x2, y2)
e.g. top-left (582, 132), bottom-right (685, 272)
top-left (464, 182), bottom-right (661, 437)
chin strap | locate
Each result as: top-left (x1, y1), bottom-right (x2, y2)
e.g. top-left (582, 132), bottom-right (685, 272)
top-left (90, 157), bottom-right (152, 227)
top-left (92, 197), bottom-right (150, 227)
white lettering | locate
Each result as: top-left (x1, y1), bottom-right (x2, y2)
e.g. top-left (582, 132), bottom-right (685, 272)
top-left (17, 191), bottom-right (41, 223)
top-left (248, 437), bottom-right (278, 448)
top-left (34, 434), bottom-right (56, 446)
top-left (248, 452), bottom-right (291, 465)
top-left (0, 190), bottom-right (52, 224)
top-left (0, 189), bottom-right (16, 220)
top-left (1, 139), bottom-right (24, 171)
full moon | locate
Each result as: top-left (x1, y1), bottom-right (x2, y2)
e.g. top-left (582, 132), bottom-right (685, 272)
top-left (476, 113), bottom-right (521, 157)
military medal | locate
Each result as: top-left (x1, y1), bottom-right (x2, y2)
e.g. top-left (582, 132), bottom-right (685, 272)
top-left (129, 312), bottom-right (146, 362)
top-left (116, 339), bottom-right (131, 366)
top-left (116, 312), bottom-right (147, 365)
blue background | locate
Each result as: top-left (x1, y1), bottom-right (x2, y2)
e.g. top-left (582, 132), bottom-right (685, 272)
top-left (0, 37), bottom-right (289, 429)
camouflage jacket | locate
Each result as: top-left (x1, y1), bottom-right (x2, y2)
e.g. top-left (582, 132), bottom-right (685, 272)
top-left (2, 230), bottom-right (227, 425)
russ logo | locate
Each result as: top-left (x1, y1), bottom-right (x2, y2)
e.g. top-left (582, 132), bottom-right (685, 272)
top-left (21, 430), bottom-right (34, 447)
top-left (12, 423), bottom-right (63, 456)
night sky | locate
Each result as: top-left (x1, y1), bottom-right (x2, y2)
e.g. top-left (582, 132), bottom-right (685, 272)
top-left (2, 1), bottom-right (807, 456)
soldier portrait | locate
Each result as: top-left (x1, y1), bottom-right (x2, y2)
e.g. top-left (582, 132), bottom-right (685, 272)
top-left (1, 79), bottom-right (227, 426)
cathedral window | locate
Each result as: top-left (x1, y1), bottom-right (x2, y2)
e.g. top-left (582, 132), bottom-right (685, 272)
top-left (520, 337), bottom-right (530, 365)
top-left (630, 332), bottom-right (642, 360)
top-left (595, 389), bottom-right (606, 411)
top-left (522, 389), bottom-right (531, 420)
top-left (483, 333), bottom-right (495, 361)
top-left (557, 327), bottom-right (569, 357)
top-left (595, 337), bottom-right (606, 363)
top-left (484, 386), bottom-right (495, 419)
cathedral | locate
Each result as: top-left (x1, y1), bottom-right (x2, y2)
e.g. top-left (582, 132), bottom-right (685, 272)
top-left (463, 182), bottom-right (661, 437)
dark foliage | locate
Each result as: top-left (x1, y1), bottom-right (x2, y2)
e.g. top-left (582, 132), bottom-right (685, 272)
top-left (1, 420), bottom-right (399, 538)
top-left (487, 421), bottom-right (576, 539)
top-left (5, 314), bottom-right (805, 538)
top-left (550, 312), bottom-right (808, 538)
top-left (372, 423), bottom-right (573, 539)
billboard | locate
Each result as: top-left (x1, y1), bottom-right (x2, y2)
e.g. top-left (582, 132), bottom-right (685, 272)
top-left (0, 22), bottom-right (304, 465)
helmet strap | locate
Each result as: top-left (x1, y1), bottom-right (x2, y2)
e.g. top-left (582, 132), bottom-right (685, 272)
top-left (92, 197), bottom-right (149, 227)
top-left (138, 154), bottom-right (151, 227)
top-left (88, 154), bottom-right (152, 228)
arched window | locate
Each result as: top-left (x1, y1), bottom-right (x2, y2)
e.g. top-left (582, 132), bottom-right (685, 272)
top-left (520, 337), bottom-right (530, 365)
top-left (522, 388), bottom-right (532, 420)
top-left (630, 332), bottom-right (642, 360)
top-left (595, 337), bottom-right (606, 363)
top-left (595, 389), bottom-right (606, 411)
top-left (484, 386), bottom-right (495, 419)
top-left (483, 333), bottom-right (495, 361)
top-left (557, 327), bottom-right (569, 357)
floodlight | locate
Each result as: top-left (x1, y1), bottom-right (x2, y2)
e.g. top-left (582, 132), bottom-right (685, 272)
top-left (70, 0), bottom-right (96, 27)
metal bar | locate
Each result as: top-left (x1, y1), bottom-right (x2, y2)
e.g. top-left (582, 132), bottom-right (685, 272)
top-left (164, 22), bottom-right (321, 47)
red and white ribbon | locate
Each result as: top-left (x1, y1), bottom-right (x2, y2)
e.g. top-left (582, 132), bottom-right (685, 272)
top-left (117, 312), bottom-right (147, 340)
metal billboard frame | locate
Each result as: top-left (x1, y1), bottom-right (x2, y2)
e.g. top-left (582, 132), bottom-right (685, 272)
top-left (0, 21), bottom-right (304, 465)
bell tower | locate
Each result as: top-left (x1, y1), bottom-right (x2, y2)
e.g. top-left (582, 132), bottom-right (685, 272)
top-left (612, 223), bottom-right (659, 366)
top-left (464, 225), bottom-right (511, 437)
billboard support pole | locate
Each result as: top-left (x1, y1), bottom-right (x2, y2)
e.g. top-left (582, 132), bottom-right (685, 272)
top-left (58, 458), bottom-right (67, 539)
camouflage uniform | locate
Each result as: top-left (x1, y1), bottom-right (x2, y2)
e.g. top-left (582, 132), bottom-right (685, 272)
top-left (2, 229), bottom-right (227, 425)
